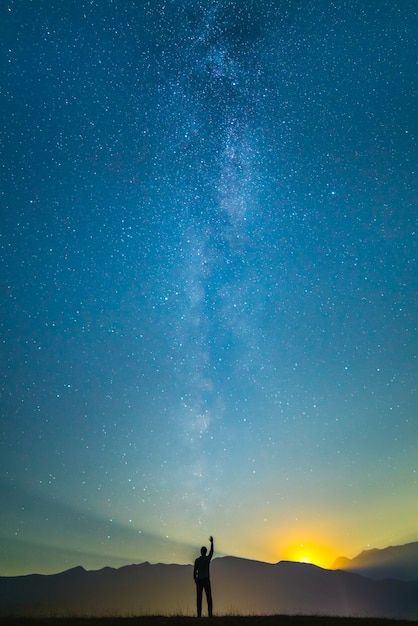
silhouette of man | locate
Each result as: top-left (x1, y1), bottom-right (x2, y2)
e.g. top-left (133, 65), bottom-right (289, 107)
top-left (193, 535), bottom-right (214, 617)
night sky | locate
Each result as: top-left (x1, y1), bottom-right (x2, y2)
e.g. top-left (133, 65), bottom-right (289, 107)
top-left (1, 0), bottom-right (417, 576)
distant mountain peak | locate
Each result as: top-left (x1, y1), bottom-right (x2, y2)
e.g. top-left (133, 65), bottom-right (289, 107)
top-left (333, 541), bottom-right (418, 581)
top-left (53, 565), bottom-right (86, 578)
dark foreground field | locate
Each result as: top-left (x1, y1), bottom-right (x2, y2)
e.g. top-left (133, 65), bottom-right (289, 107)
top-left (0, 615), bottom-right (415, 626)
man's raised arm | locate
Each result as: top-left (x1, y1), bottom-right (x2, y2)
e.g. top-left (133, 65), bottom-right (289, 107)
top-left (208, 535), bottom-right (214, 559)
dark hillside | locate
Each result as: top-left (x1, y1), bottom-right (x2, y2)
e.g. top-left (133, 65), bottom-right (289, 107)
top-left (1, 559), bottom-right (418, 618)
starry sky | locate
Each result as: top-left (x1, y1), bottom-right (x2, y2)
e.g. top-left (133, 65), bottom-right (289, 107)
top-left (1, 0), bottom-right (417, 577)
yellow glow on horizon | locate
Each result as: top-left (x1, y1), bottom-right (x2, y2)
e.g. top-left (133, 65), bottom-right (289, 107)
top-left (282, 541), bottom-right (338, 569)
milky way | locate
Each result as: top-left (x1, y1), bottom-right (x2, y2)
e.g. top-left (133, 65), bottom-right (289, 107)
top-left (1, 1), bottom-right (417, 575)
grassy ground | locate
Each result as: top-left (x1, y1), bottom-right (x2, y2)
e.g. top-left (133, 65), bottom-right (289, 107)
top-left (0, 615), bottom-right (415, 626)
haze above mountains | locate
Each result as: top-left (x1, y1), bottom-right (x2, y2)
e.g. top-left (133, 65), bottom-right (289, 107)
top-left (1, 542), bottom-right (417, 619)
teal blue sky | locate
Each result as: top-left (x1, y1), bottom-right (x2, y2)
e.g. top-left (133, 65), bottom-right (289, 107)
top-left (1, 0), bottom-right (417, 575)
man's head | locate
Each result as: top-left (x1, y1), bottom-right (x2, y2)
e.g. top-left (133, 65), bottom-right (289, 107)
top-left (200, 546), bottom-right (207, 556)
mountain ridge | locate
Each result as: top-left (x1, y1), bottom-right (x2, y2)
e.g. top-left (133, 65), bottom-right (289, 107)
top-left (332, 541), bottom-right (418, 581)
top-left (1, 550), bottom-right (418, 619)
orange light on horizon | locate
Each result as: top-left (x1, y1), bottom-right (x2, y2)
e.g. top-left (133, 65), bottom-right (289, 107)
top-left (282, 541), bottom-right (338, 569)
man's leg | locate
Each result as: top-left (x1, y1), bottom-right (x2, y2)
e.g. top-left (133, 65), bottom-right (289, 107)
top-left (196, 581), bottom-right (203, 617)
top-left (204, 579), bottom-right (213, 617)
